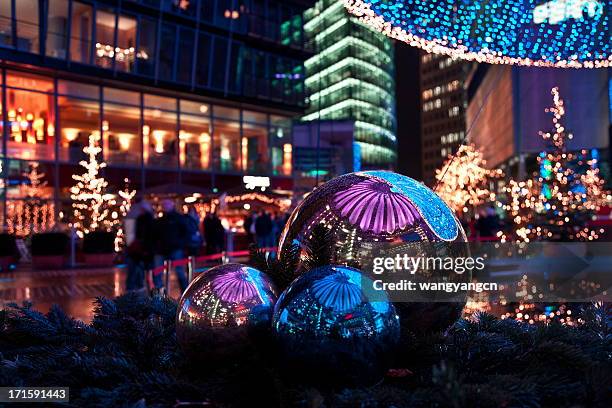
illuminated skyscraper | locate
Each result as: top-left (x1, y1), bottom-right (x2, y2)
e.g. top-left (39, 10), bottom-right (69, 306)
top-left (420, 53), bottom-right (472, 186)
top-left (301, 0), bottom-right (397, 170)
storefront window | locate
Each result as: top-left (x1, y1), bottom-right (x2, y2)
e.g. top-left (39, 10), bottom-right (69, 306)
top-left (5, 160), bottom-right (55, 236)
top-left (242, 122), bottom-right (269, 173)
top-left (103, 103), bottom-right (141, 166)
top-left (243, 110), bottom-right (267, 124)
top-left (58, 96), bottom-right (100, 163)
top-left (104, 87), bottom-right (140, 105)
top-left (0, 1), bottom-right (11, 48)
top-left (58, 79), bottom-right (98, 97)
top-left (70, 2), bottom-right (93, 64)
top-left (145, 94), bottom-right (176, 111)
top-left (180, 100), bottom-right (209, 116)
top-left (5, 74), bottom-right (56, 161)
top-left (213, 119), bottom-right (241, 172)
top-left (180, 114), bottom-right (211, 171)
top-left (144, 108), bottom-right (177, 169)
top-left (214, 106), bottom-right (240, 121)
top-left (47, 0), bottom-right (69, 59)
top-left (271, 115), bottom-right (292, 176)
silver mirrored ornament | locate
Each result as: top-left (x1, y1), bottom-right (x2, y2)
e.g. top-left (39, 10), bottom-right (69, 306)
top-left (176, 263), bottom-right (278, 360)
top-left (278, 171), bottom-right (470, 334)
top-left (272, 265), bottom-right (400, 387)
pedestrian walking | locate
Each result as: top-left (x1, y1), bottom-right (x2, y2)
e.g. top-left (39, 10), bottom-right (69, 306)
top-left (152, 199), bottom-right (189, 291)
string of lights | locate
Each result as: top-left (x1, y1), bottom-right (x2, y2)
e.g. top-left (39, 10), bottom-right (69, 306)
top-left (435, 144), bottom-right (503, 214)
top-left (500, 87), bottom-right (611, 242)
top-left (344, 0), bottom-right (610, 68)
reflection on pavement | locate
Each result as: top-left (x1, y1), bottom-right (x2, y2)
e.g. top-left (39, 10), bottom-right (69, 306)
top-left (0, 266), bottom-right (182, 322)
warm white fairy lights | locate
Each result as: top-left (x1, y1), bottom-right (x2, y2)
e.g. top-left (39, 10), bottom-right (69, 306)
top-left (435, 144), bottom-right (502, 214)
top-left (70, 134), bottom-right (111, 238)
top-left (343, 0), bottom-right (610, 68)
top-left (501, 87), bottom-right (610, 242)
top-left (6, 162), bottom-right (55, 236)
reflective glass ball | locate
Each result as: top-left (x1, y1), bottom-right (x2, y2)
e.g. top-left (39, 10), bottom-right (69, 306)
top-left (278, 171), bottom-right (469, 334)
top-left (272, 265), bottom-right (400, 387)
top-left (176, 263), bottom-right (278, 360)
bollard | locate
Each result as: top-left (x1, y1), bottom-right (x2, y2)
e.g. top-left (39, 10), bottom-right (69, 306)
top-left (70, 227), bottom-right (77, 267)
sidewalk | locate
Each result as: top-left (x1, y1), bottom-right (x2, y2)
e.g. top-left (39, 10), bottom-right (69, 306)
top-left (0, 264), bottom-right (182, 322)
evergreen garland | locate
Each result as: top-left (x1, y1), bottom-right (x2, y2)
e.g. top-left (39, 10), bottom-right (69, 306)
top-left (2, 234), bottom-right (610, 407)
top-left (302, 224), bottom-right (334, 272)
top-left (1, 296), bottom-right (609, 407)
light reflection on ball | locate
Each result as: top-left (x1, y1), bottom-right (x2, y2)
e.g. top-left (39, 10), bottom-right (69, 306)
top-left (176, 263), bottom-right (277, 359)
top-left (272, 265), bottom-right (400, 387)
top-left (278, 171), bottom-right (469, 335)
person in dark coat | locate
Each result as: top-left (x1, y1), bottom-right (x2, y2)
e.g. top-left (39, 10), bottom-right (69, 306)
top-left (244, 212), bottom-right (256, 244)
top-left (152, 199), bottom-right (189, 291)
top-left (255, 210), bottom-right (274, 248)
top-left (125, 201), bottom-right (155, 292)
top-left (204, 211), bottom-right (225, 254)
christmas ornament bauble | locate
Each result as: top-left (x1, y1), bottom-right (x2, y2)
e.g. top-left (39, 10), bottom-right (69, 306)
top-left (278, 171), bottom-right (469, 334)
top-left (272, 265), bottom-right (400, 387)
top-left (176, 263), bottom-right (277, 360)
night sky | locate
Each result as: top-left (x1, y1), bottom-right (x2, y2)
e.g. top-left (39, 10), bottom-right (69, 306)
top-left (394, 41), bottom-right (422, 179)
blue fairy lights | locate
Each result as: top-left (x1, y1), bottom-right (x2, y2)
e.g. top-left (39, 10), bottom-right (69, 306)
top-left (344, 0), bottom-right (610, 68)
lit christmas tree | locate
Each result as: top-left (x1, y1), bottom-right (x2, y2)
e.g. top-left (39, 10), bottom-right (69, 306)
top-left (114, 178), bottom-right (137, 251)
top-left (70, 134), bottom-right (110, 237)
top-left (7, 162), bottom-right (55, 236)
top-left (435, 144), bottom-right (501, 215)
top-left (502, 87), bottom-right (610, 242)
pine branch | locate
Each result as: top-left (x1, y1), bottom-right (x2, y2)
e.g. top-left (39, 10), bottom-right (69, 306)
top-left (1, 293), bottom-right (610, 407)
top-left (248, 243), bottom-right (300, 291)
top-left (302, 224), bottom-right (334, 271)
top-left (248, 244), bottom-right (270, 274)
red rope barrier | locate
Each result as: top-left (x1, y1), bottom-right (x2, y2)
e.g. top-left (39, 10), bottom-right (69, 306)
top-left (151, 247), bottom-right (279, 277)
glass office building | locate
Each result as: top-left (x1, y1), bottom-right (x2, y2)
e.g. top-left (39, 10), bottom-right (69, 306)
top-left (301, 0), bottom-right (396, 169)
top-left (0, 0), bottom-right (310, 228)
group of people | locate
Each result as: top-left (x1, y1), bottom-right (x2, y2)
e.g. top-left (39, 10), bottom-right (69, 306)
top-left (124, 200), bottom-right (225, 293)
top-left (243, 210), bottom-right (288, 248)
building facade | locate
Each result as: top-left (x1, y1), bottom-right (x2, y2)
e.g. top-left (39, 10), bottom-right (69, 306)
top-left (301, 0), bottom-right (396, 170)
top-left (466, 65), bottom-right (611, 179)
top-left (0, 0), bottom-right (311, 231)
top-left (420, 52), bottom-right (471, 186)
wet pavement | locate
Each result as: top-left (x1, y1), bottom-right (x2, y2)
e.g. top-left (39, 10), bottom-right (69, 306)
top-left (0, 265), bottom-right (182, 322)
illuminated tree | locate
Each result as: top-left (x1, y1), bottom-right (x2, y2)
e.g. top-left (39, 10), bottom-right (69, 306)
top-left (114, 178), bottom-right (137, 251)
top-left (70, 134), bottom-right (110, 237)
top-left (502, 87), bottom-right (610, 242)
top-left (7, 162), bottom-right (55, 236)
top-left (434, 144), bottom-right (501, 215)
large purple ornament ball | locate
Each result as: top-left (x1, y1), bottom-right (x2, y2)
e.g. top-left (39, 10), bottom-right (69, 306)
top-left (176, 263), bottom-right (278, 360)
top-left (278, 171), bottom-right (469, 335)
top-left (272, 265), bottom-right (400, 387)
